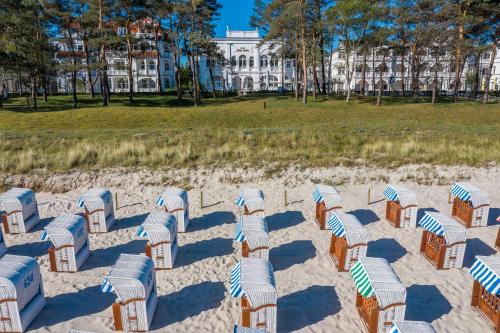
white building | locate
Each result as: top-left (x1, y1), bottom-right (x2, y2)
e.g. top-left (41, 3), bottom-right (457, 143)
top-left (199, 28), bottom-right (296, 92)
top-left (328, 43), bottom-right (500, 95)
top-left (53, 19), bottom-right (175, 94)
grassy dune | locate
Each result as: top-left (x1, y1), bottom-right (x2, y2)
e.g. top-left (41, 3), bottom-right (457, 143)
top-left (0, 94), bottom-right (499, 173)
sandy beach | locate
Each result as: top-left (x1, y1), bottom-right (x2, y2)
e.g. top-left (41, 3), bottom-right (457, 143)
top-left (1, 164), bottom-right (499, 333)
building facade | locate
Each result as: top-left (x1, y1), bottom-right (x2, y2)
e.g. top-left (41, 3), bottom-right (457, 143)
top-left (199, 28), bottom-right (296, 92)
top-left (53, 19), bottom-right (175, 95)
top-left (327, 44), bottom-right (500, 95)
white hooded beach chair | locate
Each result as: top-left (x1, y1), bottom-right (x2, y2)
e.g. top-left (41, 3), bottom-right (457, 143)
top-left (350, 257), bottom-right (406, 333)
top-left (419, 211), bottom-right (467, 269)
top-left (41, 214), bottom-right (90, 273)
top-left (136, 212), bottom-right (178, 270)
top-left (328, 212), bottom-right (368, 272)
top-left (389, 321), bottom-right (436, 333)
top-left (0, 227), bottom-right (6, 257)
top-left (450, 183), bottom-right (490, 228)
top-left (233, 325), bottom-right (270, 333)
top-left (234, 216), bottom-right (270, 260)
top-left (0, 254), bottom-right (45, 333)
top-left (230, 258), bottom-right (277, 333)
top-left (469, 255), bottom-right (500, 331)
top-left (235, 188), bottom-right (265, 217)
top-left (0, 188), bottom-right (40, 234)
top-left (101, 254), bottom-right (158, 332)
top-left (383, 185), bottom-right (417, 228)
top-left (312, 185), bottom-right (342, 230)
top-left (156, 187), bottom-right (189, 233)
top-left (78, 189), bottom-right (115, 233)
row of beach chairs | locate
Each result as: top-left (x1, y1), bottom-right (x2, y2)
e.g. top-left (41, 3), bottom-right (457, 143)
top-left (313, 182), bottom-right (499, 333)
top-left (0, 182), bottom-right (498, 332)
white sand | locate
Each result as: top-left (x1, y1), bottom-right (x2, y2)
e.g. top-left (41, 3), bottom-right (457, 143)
top-left (1, 164), bottom-right (499, 333)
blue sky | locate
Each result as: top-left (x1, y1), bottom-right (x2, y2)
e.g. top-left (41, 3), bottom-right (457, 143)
top-left (215, 0), bottom-right (255, 37)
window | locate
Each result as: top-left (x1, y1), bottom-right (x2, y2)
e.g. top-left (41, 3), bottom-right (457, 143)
top-left (108, 79), bottom-right (112, 89)
top-left (231, 56), bottom-right (236, 67)
top-left (117, 78), bottom-right (128, 89)
top-left (338, 51), bottom-right (345, 59)
top-left (270, 56), bottom-right (279, 68)
top-left (260, 55), bottom-right (268, 67)
top-left (483, 53), bottom-right (490, 60)
top-left (117, 44), bottom-right (126, 52)
top-left (75, 43), bottom-right (83, 51)
top-left (481, 67), bottom-right (489, 76)
top-left (337, 66), bottom-right (345, 75)
top-left (164, 44), bottom-right (169, 53)
top-left (249, 56), bottom-right (254, 68)
top-left (115, 61), bottom-right (126, 71)
top-left (238, 55), bottom-right (247, 68)
top-left (139, 78), bottom-right (156, 89)
top-left (164, 78), bottom-right (171, 89)
top-left (164, 61), bottom-right (170, 72)
top-left (140, 60), bottom-right (146, 70)
top-left (118, 27), bottom-right (126, 36)
top-left (286, 61), bottom-right (291, 68)
top-left (149, 60), bottom-right (155, 70)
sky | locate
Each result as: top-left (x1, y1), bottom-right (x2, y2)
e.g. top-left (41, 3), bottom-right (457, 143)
top-left (215, 0), bottom-right (255, 37)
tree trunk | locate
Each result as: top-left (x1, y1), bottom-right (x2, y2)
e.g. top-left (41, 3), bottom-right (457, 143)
top-left (371, 48), bottom-right (376, 96)
top-left (327, 39), bottom-right (333, 95)
top-left (300, 1), bottom-right (307, 104)
top-left (42, 75), bottom-right (48, 102)
top-left (361, 49), bottom-right (367, 95)
top-left (432, 56), bottom-right (439, 104)
top-left (209, 65), bottom-right (216, 99)
top-left (453, 19), bottom-right (465, 103)
top-left (483, 41), bottom-right (497, 104)
top-left (294, 53), bottom-right (299, 101)
top-left (31, 77), bottom-right (37, 110)
top-left (98, 0), bottom-right (109, 106)
top-left (471, 52), bottom-right (480, 97)
top-left (83, 39), bottom-right (95, 98)
top-left (154, 33), bottom-right (163, 96)
top-left (126, 37), bottom-right (134, 103)
top-left (71, 67), bottom-right (77, 108)
top-left (377, 57), bottom-right (386, 106)
top-left (401, 32), bottom-right (406, 97)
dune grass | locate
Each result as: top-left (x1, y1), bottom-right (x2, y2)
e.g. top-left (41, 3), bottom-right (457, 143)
top-left (0, 94), bottom-right (499, 174)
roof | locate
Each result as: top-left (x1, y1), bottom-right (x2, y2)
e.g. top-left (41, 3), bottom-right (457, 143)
top-left (350, 257), bottom-right (406, 308)
top-left (389, 321), bottom-right (436, 333)
top-left (230, 258), bottom-right (276, 308)
top-left (136, 211), bottom-right (177, 244)
top-left (234, 216), bottom-right (269, 250)
top-left (383, 185), bottom-right (417, 208)
top-left (156, 187), bottom-right (188, 211)
top-left (0, 188), bottom-right (35, 212)
top-left (418, 212), bottom-right (467, 244)
top-left (328, 212), bottom-right (368, 246)
top-left (451, 183), bottom-right (490, 207)
top-left (235, 188), bottom-right (265, 213)
top-left (0, 254), bottom-right (41, 309)
top-left (470, 255), bottom-right (500, 295)
top-left (41, 214), bottom-right (87, 249)
top-left (101, 254), bottom-right (155, 302)
top-left (312, 185), bottom-right (342, 210)
top-left (78, 189), bottom-right (112, 208)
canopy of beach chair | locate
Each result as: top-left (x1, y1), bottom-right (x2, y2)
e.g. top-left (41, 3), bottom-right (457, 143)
top-left (78, 189), bottom-right (113, 211)
top-left (235, 188), bottom-right (265, 212)
top-left (350, 257), bottom-right (406, 308)
top-left (312, 185), bottom-right (342, 210)
top-left (383, 185), bottom-right (417, 208)
top-left (41, 214), bottom-right (87, 251)
top-left (419, 211), bottom-right (467, 245)
top-left (389, 321), bottom-right (436, 333)
top-left (450, 183), bottom-right (489, 208)
top-left (234, 216), bottom-right (269, 250)
top-left (469, 255), bottom-right (500, 295)
top-left (0, 187), bottom-right (36, 216)
top-left (230, 258), bottom-right (276, 308)
top-left (136, 211), bottom-right (177, 244)
top-left (328, 212), bottom-right (368, 246)
top-left (156, 187), bottom-right (188, 211)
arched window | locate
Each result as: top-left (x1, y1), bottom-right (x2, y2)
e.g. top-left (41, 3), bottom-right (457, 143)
top-left (239, 55), bottom-right (247, 68)
top-left (260, 55), bottom-right (268, 67)
top-left (243, 76), bottom-right (254, 91)
top-left (249, 56), bottom-right (254, 68)
top-left (270, 56), bottom-right (279, 68)
top-left (232, 76), bottom-right (242, 91)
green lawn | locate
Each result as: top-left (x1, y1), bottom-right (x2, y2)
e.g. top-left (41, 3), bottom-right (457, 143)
top-left (0, 94), bottom-right (499, 173)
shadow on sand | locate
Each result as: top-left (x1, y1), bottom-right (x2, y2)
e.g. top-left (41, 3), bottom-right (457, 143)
top-left (81, 239), bottom-right (147, 270)
top-left (463, 238), bottom-right (497, 268)
top-left (28, 285), bottom-right (114, 330)
top-left (348, 209), bottom-right (380, 225)
top-left (113, 213), bottom-right (149, 231)
top-left (7, 241), bottom-right (51, 258)
top-left (417, 207), bottom-right (439, 222)
top-left (266, 211), bottom-right (305, 232)
top-left (278, 285), bottom-right (340, 332)
top-left (176, 237), bottom-right (233, 267)
top-left (367, 238), bottom-right (407, 263)
top-left (406, 284), bottom-right (452, 322)
top-left (151, 281), bottom-right (225, 329)
top-left (488, 208), bottom-right (500, 226)
top-left (270, 240), bottom-right (316, 271)
top-left (188, 211), bottom-right (235, 232)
